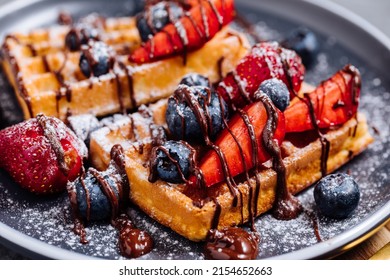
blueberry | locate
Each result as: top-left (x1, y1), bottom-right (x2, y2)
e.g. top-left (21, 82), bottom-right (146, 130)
top-left (282, 27), bottom-right (319, 68)
top-left (314, 173), bottom-right (360, 219)
top-left (166, 85), bottom-right (228, 142)
top-left (154, 140), bottom-right (192, 183)
top-left (179, 73), bottom-right (211, 88)
top-left (136, 2), bottom-right (184, 42)
top-left (75, 172), bottom-right (111, 221)
top-left (65, 25), bottom-right (99, 51)
top-left (79, 41), bottom-right (113, 78)
top-left (136, 15), bottom-right (153, 42)
top-left (259, 78), bottom-right (290, 111)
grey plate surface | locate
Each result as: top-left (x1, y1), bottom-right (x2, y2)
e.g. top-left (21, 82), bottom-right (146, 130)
top-left (0, 0), bottom-right (389, 260)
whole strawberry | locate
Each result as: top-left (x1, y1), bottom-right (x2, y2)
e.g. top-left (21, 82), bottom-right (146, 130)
top-left (0, 114), bottom-right (88, 194)
top-left (217, 41), bottom-right (305, 108)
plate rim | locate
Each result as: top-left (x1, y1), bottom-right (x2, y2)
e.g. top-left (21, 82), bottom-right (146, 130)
top-left (0, 0), bottom-right (389, 260)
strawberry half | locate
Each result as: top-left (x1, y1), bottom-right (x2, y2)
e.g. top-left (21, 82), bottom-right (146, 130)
top-left (0, 115), bottom-right (88, 194)
top-left (192, 97), bottom-right (285, 187)
top-left (285, 64), bottom-right (361, 133)
top-left (216, 41), bottom-right (305, 109)
top-left (130, 0), bottom-right (235, 63)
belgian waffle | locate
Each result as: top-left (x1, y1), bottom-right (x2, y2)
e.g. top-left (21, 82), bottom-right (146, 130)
top-left (88, 87), bottom-right (374, 241)
top-left (1, 15), bottom-right (249, 120)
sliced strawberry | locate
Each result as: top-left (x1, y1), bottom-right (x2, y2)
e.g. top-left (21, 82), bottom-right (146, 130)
top-left (192, 98), bottom-right (285, 187)
top-left (216, 42), bottom-right (305, 108)
top-left (130, 0), bottom-right (235, 63)
top-left (0, 115), bottom-right (88, 194)
top-left (285, 64), bottom-right (361, 133)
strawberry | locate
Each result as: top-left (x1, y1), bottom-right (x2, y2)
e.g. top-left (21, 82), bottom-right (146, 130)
top-left (0, 114), bottom-right (88, 194)
top-left (216, 42), bottom-right (305, 109)
top-left (285, 64), bottom-right (361, 133)
top-left (130, 0), bottom-right (235, 63)
top-left (192, 96), bottom-right (285, 187)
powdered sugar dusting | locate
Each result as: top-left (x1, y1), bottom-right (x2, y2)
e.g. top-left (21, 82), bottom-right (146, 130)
top-left (0, 7), bottom-right (389, 260)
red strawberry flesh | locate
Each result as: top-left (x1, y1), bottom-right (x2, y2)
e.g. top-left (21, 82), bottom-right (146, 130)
top-left (130, 0), bottom-right (235, 63)
top-left (216, 42), bottom-right (305, 108)
top-left (0, 115), bottom-right (87, 194)
top-left (193, 98), bottom-right (285, 187)
top-left (284, 64), bottom-right (361, 133)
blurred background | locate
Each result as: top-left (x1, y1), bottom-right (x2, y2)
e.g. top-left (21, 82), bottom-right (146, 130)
top-left (328, 0), bottom-right (389, 38)
top-left (0, 0), bottom-right (389, 38)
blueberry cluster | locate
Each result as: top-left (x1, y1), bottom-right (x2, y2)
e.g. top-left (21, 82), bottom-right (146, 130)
top-left (151, 73), bottom-right (228, 184)
top-left (136, 1), bottom-right (184, 42)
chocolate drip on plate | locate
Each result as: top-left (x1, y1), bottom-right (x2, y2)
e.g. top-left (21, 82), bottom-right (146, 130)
top-left (114, 214), bottom-right (154, 258)
top-left (204, 227), bottom-right (259, 260)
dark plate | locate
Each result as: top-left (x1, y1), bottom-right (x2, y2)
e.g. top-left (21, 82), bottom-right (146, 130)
top-left (0, 0), bottom-right (389, 260)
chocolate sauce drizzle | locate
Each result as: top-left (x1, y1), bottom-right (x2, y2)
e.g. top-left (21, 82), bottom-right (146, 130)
top-left (60, 14), bottom-right (136, 117)
top-left (257, 93), bottom-right (303, 220)
top-left (149, 139), bottom-right (197, 183)
top-left (55, 55), bottom-right (72, 101)
top-left (66, 181), bottom-right (88, 244)
top-left (303, 93), bottom-right (330, 177)
top-left (343, 64), bottom-right (361, 137)
top-left (168, 41), bottom-right (348, 257)
top-left (300, 64), bottom-right (360, 176)
top-left (146, 54), bottom-right (306, 258)
top-left (36, 114), bottom-right (70, 175)
top-left (236, 108), bottom-right (262, 227)
top-left (80, 42), bottom-right (137, 116)
top-left (118, 61), bottom-right (137, 109)
top-left (281, 46), bottom-right (331, 177)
